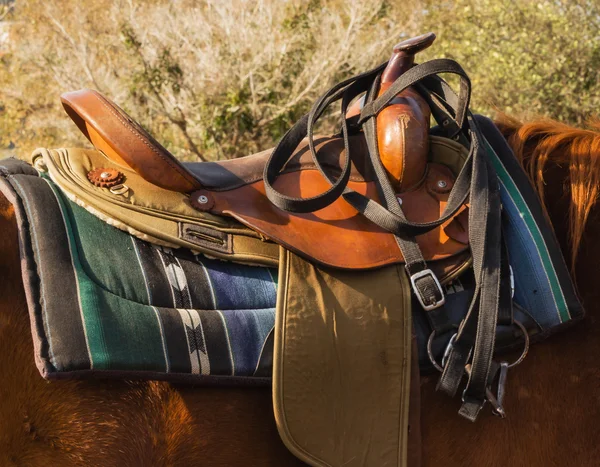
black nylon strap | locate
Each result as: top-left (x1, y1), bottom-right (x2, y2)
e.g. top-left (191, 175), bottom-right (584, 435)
top-left (359, 59), bottom-right (471, 130)
top-left (353, 75), bottom-right (441, 308)
top-left (262, 57), bottom-right (505, 421)
top-left (497, 233), bottom-right (514, 327)
top-left (264, 59), bottom-right (473, 228)
top-left (437, 118), bottom-right (506, 420)
top-left (263, 62), bottom-right (387, 213)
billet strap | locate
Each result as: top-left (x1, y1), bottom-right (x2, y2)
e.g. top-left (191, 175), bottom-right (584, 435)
top-left (264, 58), bottom-right (505, 420)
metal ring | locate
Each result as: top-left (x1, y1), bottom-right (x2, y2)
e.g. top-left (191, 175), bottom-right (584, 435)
top-left (426, 326), bottom-right (458, 373)
top-left (427, 320), bottom-right (530, 372)
top-left (109, 184), bottom-right (129, 195)
top-left (506, 319), bottom-right (530, 369)
top-left (426, 330), bottom-right (444, 372)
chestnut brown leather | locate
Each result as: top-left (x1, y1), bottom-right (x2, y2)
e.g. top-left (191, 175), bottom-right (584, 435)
top-left (58, 30), bottom-right (469, 275)
top-left (347, 33), bottom-right (435, 191)
top-left (376, 33), bottom-right (435, 190)
top-left (376, 85), bottom-right (430, 191)
top-left (59, 87), bottom-right (470, 271)
top-left (189, 137), bottom-right (470, 272)
top-left (61, 89), bottom-right (202, 193)
top-left (185, 135), bottom-right (377, 191)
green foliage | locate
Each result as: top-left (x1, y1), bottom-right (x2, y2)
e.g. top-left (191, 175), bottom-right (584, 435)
top-left (1, 0), bottom-right (599, 161)
top-left (420, 0), bottom-right (600, 123)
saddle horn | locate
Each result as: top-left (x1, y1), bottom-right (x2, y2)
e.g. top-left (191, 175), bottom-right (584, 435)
top-left (349, 32), bottom-right (435, 190)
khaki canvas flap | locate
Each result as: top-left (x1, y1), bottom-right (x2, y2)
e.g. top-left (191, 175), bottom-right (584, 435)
top-left (273, 247), bottom-right (413, 467)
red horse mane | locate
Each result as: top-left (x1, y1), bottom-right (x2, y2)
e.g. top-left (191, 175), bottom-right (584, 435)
top-left (495, 115), bottom-right (600, 271)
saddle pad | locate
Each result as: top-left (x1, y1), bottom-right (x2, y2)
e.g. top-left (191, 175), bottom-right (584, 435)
top-left (0, 114), bottom-right (584, 381)
top-left (0, 158), bottom-right (276, 383)
top-left (273, 248), bottom-right (412, 467)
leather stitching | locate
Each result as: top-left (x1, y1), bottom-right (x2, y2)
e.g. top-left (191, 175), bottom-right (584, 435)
top-left (92, 92), bottom-right (199, 190)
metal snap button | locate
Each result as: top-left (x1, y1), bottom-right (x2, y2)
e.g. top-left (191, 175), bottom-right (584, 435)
top-left (190, 190), bottom-right (214, 211)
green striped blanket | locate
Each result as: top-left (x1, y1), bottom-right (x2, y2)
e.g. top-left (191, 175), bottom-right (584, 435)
top-left (0, 117), bottom-right (584, 382)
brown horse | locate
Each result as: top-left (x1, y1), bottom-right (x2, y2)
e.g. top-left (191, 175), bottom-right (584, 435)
top-left (1, 116), bottom-right (600, 466)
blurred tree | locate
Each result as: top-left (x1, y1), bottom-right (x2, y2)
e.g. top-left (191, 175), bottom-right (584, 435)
top-left (0, 0), bottom-right (599, 160)
top-left (0, 0), bottom-right (418, 159)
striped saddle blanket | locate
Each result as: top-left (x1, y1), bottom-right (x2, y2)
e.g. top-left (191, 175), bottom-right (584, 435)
top-left (0, 119), bottom-right (584, 382)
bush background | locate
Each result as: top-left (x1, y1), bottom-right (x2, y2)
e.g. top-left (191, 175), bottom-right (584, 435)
top-left (1, 0), bottom-right (599, 160)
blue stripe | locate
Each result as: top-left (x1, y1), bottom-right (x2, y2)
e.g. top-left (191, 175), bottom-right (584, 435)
top-left (221, 308), bottom-right (275, 375)
top-left (500, 181), bottom-right (563, 328)
top-left (200, 257), bottom-right (277, 310)
top-left (485, 136), bottom-right (570, 326)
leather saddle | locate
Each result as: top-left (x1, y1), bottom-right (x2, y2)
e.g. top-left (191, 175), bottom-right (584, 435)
top-left (51, 33), bottom-right (474, 467)
top-left (17, 29), bottom-right (585, 467)
top-left (60, 33), bottom-right (470, 279)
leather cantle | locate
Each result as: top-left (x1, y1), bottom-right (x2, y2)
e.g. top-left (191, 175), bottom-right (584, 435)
top-left (61, 89), bottom-right (202, 193)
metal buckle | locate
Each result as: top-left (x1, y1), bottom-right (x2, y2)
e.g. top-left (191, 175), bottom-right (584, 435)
top-left (410, 268), bottom-right (445, 311)
top-left (426, 329), bottom-right (458, 372)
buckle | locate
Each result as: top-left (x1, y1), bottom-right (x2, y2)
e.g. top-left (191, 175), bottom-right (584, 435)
top-left (410, 268), bottom-right (445, 311)
top-left (426, 330), bottom-right (458, 372)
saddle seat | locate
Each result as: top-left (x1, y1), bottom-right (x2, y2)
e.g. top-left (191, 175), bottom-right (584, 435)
top-left (61, 88), bottom-right (471, 274)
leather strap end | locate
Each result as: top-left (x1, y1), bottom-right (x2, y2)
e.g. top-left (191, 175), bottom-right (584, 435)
top-left (458, 397), bottom-right (485, 422)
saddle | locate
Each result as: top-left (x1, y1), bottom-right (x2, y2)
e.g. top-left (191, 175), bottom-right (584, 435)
top-left (19, 32), bottom-right (583, 467)
top-left (60, 50), bottom-right (470, 273)
top-left (46, 33), bottom-right (452, 467)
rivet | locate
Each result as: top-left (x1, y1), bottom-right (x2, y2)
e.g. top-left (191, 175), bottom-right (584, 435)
top-left (437, 180), bottom-right (448, 189)
top-left (100, 171), bottom-right (112, 179)
top-left (190, 191), bottom-right (214, 211)
top-left (396, 196), bottom-right (403, 206)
